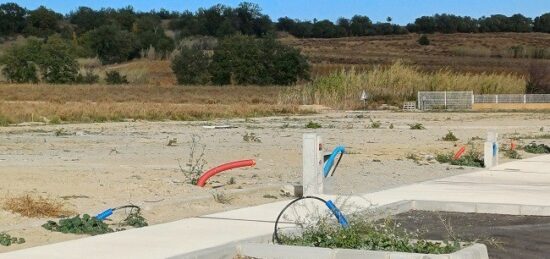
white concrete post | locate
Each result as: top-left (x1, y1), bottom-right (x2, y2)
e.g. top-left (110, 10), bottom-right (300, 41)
top-left (484, 131), bottom-right (499, 168)
top-left (524, 94), bottom-right (527, 104)
top-left (303, 133), bottom-right (323, 196)
top-left (444, 91), bottom-right (447, 109)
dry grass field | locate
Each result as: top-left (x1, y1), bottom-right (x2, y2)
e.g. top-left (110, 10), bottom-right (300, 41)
top-left (0, 85), bottom-right (302, 124)
top-left (280, 32), bottom-right (550, 77)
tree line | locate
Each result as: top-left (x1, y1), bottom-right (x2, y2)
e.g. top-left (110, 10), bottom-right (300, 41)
top-left (0, 2), bottom-right (548, 41)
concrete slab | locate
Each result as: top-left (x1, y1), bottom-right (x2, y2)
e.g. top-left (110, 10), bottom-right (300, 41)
top-left (3, 155), bottom-right (550, 259)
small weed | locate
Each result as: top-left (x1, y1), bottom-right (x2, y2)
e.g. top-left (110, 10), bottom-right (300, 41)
top-left (441, 131), bottom-right (459, 141)
top-left (263, 194), bottom-right (278, 199)
top-left (281, 123), bottom-right (290, 129)
top-left (0, 233), bottom-right (25, 246)
top-left (243, 132), bottom-right (261, 143)
top-left (409, 123), bottom-right (425, 130)
top-left (228, 177), bottom-right (236, 185)
top-left (167, 138), bottom-right (178, 146)
top-left (406, 153), bottom-right (420, 162)
top-left (305, 121), bottom-right (322, 129)
top-left (389, 123), bottom-right (394, 129)
top-left (369, 119), bottom-right (381, 129)
top-left (55, 128), bottom-right (72, 136)
top-left (178, 135), bottom-right (207, 185)
top-left (212, 192), bottom-right (233, 204)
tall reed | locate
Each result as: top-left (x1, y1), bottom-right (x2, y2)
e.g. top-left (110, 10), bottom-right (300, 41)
top-left (281, 61), bottom-right (526, 109)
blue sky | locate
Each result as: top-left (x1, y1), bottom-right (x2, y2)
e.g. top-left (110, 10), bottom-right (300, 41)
top-left (3, 0), bottom-right (549, 25)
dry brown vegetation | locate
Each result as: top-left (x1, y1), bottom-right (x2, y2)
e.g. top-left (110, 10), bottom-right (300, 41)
top-left (280, 33), bottom-right (550, 77)
top-left (0, 85), bottom-right (302, 124)
top-left (3, 195), bottom-right (73, 218)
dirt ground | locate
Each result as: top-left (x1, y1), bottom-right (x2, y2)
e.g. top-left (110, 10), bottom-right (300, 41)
top-left (1, 111), bottom-right (549, 252)
top-left (392, 210), bottom-right (550, 258)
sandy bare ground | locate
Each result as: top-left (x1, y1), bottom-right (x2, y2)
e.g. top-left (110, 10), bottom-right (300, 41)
top-left (1, 111), bottom-right (549, 252)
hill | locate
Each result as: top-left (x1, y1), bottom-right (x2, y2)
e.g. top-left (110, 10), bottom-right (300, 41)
top-left (281, 32), bottom-right (550, 77)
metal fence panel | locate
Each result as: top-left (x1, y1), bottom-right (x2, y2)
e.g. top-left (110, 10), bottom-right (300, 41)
top-left (474, 94), bottom-right (550, 103)
top-left (418, 91), bottom-right (473, 110)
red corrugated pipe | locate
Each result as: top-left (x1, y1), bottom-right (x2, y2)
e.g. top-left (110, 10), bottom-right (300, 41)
top-left (196, 159), bottom-right (256, 187)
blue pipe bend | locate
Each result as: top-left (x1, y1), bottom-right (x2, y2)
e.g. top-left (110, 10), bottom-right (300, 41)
top-left (323, 146), bottom-right (345, 177)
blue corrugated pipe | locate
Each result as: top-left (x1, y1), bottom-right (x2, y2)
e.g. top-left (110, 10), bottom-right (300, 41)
top-left (323, 146), bottom-right (345, 177)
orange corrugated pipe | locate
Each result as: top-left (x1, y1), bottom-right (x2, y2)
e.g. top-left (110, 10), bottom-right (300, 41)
top-left (196, 159), bottom-right (256, 187)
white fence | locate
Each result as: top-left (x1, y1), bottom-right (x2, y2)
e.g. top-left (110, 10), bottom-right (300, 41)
top-left (474, 94), bottom-right (550, 104)
top-left (417, 92), bottom-right (550, 110)
top-left (417, 91), bottom-right (473, 110)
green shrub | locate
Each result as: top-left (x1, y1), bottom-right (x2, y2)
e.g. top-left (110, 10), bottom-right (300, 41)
top-left (0, 39), bottom-right (42, 83)
top-left (39, 36), bottom-right (79, 83)
top-left (409, 123), bottom-right (425, 130)
top-left (105, 71), bottom-right (129, 84)
top-left (171, 47), bottom-right (210, 85)
top-left (305, 121), bottom-right (322, 129)
top-left (42, 214), bottom-right (113, 235)
top-left (210, 35), bottom-right (309, 85)
top-left (441, 131), bottom-right (458, 141)
top-left (75, 70), bottom-right (100, 84)
top-left (418, 34), bottom-right (430, 45)
top-left (436, 149), bottom-right (484, 167)
top-left (0, 232), bottom-right (25, 246)
top-left (524, 142), bottom-right (550, 154)
top-left (504, 149), bottom-right (522, 159)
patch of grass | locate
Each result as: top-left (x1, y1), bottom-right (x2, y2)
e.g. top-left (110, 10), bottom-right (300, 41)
top-left (212, 191), bottom-right (233, 204)
top-left (389, 123), bottom-right (394, 129)
top-left (0, 233), bottom-right (25, 246)
top-left (409, 123), bottom-right (425, 130)
top-left (523, 142), bottom-right (550, 154)
top-left (305, 121), bottom-right (322, 129)
top-left (3, 194), bottom-right (74, 218)
top-left (280, 217), bottom-right (462, 254)
top-left (441, 131), bottom-right (458, 141)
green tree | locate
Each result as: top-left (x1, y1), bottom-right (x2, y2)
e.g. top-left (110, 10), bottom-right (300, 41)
top-left (69, 6), bottom-right (106, 34)
top-left (534, 13), bottom-right (550, 33)
top-left (38, 36), bottom-right (79, 83)
top-left (0, 39), bottom-right (42, 83)
top-left (171, 47), bottom-right (211, 85)
top-left (83, 25), bottom-right (136, 64)
top-left (0, 2), bottom-right (26, 37)
top-left (23, 6), bottom-right (61, 37)
top-left (209, 35), bottom-right (309, 85)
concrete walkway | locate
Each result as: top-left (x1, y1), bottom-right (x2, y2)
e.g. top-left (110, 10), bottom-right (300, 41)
top-left (2, 155), bottom-right (550, 259)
